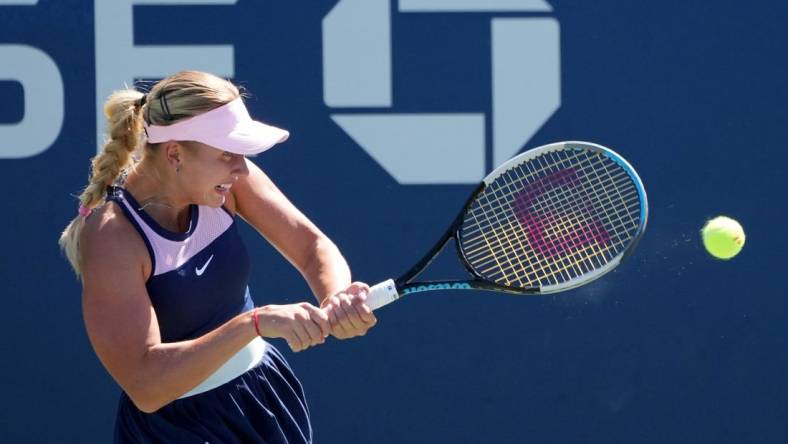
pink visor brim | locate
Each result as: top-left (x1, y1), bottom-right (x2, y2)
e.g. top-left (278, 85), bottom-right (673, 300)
top-left (144, 98), bottom-right (289, 155)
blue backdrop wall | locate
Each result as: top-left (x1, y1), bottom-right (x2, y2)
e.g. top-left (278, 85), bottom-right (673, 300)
top-left (1, 1), bottom-right (787, 443)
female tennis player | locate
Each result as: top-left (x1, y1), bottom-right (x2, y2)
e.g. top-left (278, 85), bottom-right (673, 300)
top-left (59, 71), bottom-right (376, 443)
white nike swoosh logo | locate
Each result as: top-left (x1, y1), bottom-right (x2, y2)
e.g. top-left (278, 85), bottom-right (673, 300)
top-left (195, 255), bottom-right (214, 276)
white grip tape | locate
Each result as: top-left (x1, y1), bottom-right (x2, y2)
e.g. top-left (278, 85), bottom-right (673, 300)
top-left (366, 279), bottom-right (400, 311)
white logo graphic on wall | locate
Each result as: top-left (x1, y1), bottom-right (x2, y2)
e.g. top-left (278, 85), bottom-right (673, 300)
top-left (1, 0), bottom-right (237, 158)
top-left (323, 0), bottom-right (561, 184)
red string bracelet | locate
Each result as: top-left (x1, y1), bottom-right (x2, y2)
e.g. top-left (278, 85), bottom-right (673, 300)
top-left (252, 308), bottom-right (263, 337)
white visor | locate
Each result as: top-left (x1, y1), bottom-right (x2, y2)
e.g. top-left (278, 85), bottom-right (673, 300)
top-left (144, 98), bottom-right (289, 155)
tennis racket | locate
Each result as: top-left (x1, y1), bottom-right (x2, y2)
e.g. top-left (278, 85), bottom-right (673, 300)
top-left (366, 141), bottom-right (648, 310)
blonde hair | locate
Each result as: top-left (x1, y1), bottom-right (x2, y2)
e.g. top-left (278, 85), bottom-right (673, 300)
top-left (59, 71), bottom-right (241, 277)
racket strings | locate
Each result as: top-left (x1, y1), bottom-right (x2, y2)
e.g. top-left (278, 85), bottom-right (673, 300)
top-left (464, 162), bottom-right (636, 259)
top-left (472, 152), bottom-right (639, 244)
top-left (466, 153), bottom-right (639, 233)
top-left (464, 206), bottom-right (636, 270)
top-left (462, 177), bottom-right (639, 245)
top-left (465, 158), bottom-right (636, 234)
top-left (483, 152), bottom-right (638, 283)
top-left (486, 152), bottom-right (640, 284)
top-left (517, 152), bottom-right (637, 282)
top-left (459, 149), bottom-right (642, 288)
top-left (468, 176), bottom-right (619, 285)
top-left (469, 178), bottom-right (614, 285)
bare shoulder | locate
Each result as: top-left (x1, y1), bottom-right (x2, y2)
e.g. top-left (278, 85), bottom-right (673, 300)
top-left (80, 202), bottom-right (151, 283)
top-left (78, 203), bottom-right (163, 400)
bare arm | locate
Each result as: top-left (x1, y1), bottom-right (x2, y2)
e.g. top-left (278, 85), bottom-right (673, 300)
top-left (79, 206), bottom-right (328, 413)
top-left (231, 159), bottom-right (352, 302)
top-left (231, 160), bottom-right (376, 338)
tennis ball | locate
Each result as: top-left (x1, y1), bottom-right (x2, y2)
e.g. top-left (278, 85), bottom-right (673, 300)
top-left (701, 216), bottom-right (745, 259)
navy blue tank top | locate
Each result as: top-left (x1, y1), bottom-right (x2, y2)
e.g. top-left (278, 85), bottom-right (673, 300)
top-left (106, 186), bottom-right (253, 342)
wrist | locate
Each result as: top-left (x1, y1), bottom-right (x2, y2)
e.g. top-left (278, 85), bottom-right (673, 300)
top-left (251, 307), bottom-right (264, 338)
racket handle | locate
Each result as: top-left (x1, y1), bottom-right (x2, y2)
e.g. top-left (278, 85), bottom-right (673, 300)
top-left (366, 279), bottom-right (400, 311)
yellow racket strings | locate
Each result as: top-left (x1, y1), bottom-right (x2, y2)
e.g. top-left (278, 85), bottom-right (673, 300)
top-left (460, 149), bottom-right (641, 288)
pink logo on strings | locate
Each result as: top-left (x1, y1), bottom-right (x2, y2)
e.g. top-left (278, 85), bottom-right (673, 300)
top-left (513, 167), bottom-right (610, 258)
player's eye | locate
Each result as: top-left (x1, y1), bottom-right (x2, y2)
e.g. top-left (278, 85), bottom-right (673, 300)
top-left (221, 151), bottom-right (234, 161)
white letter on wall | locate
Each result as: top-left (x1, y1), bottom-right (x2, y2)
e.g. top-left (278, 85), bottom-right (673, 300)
top-left (0, 44), bottom-right (64, 159)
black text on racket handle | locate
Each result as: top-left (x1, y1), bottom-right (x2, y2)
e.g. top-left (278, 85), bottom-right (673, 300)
top-left (366, 279), bottom-right (399, 311)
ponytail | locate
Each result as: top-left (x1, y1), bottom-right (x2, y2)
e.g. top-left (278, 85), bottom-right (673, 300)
top-left (58, 89), bottom-right (146, 278)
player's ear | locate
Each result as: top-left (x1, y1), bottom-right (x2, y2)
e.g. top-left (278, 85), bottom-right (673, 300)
top-left (163, 141), bottom-right (185, 171)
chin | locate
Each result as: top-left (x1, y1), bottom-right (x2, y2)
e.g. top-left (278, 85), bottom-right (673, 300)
top-left (210, 195), bottom-right (227, 208)
top-left (198, 191), bottom-right (227, 208)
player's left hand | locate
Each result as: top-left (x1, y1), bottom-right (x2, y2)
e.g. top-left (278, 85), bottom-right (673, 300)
top-left (321, 282), bottom-right (377, 339)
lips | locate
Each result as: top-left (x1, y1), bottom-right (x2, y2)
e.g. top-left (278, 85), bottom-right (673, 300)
top-left (215, 183), bottom-right (233, 192)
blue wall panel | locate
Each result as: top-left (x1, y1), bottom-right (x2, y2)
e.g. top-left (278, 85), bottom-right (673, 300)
top-left (1, 1), bottom-right (786, 442)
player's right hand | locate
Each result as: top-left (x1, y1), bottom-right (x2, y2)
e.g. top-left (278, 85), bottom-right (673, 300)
top-left (255, 303), bottom-right (331, 352)
top-left (320, 282), bottom-right (377, 339)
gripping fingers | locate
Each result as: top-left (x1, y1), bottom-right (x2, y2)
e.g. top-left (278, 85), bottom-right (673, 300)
top-left (347, 281), bottom-right (371, 297)
top-left (289, 323), bottom-right (309, 352)
top-left (302, 316), bottom-right (325, 346)
top-left (302, 303), bottom-right (331, 338)
top-left (348, 290), bottom-right (377, 325)
top-left (327, 295), bottom-right (351, 338)
top-left (291, 304), bottom-right (327, 351)
top-left (356, 297), bottom-right (377, 326)
top-left (339, 293), bottom-right (367, 332)
top-left (341, 284), bottom-right (376, 325)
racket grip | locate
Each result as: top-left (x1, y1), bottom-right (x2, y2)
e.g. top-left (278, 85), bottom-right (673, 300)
top-left (366, 279), bottom-right (400, 311)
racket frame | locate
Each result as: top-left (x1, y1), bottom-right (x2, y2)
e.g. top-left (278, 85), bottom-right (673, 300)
top-left (369, 141), bottom-right (648, 308)
top-left (389, 182), bottom-right (534, 296)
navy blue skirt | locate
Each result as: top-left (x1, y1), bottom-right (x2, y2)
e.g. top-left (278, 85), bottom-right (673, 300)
top-left (114, 344), bottom-right (311, 444)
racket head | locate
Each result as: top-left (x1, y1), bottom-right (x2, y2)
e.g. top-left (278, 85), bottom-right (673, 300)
top-left (455, 141), bottom-right (648, 294)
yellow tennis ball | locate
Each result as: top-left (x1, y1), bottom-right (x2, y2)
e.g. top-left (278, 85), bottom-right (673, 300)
top-left (701, 216), bottom-right (745, 259)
